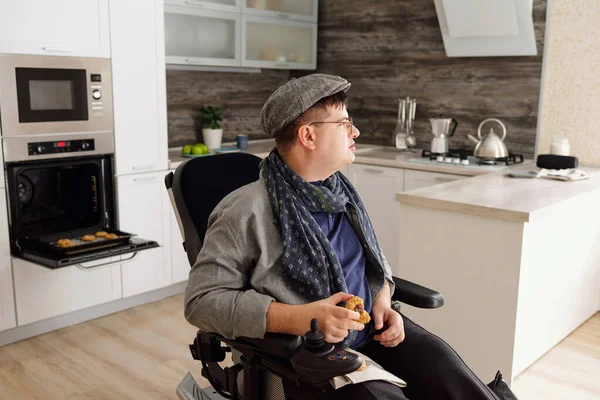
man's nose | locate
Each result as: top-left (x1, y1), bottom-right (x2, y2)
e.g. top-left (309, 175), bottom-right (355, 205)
top-left (351, 125), bottom-right (360, 138)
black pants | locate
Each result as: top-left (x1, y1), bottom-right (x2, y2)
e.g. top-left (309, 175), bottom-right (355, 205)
top-left (285, 313), bottom-right (500, 400)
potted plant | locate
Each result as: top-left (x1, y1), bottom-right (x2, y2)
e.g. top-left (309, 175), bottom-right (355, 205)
top-left (195, 106), bottom-right (223, 151)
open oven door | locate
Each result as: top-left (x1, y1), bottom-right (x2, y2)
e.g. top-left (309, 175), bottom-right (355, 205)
top-left (6, 155), bottom-right (159, 269)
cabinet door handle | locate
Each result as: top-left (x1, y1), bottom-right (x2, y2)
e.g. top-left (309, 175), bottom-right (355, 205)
top-left (132, 164), bottom-right (155, 171)
top-left (184, 0), bottom-right (205, 7)
top-left (276, 13), bottom-right (291, 19)
top-left (42, 46), bottom-right (73, 53)
top-left (274, 62), bottom-right (290, 68)
top-left (133, 176), bottom-right (157, 183)
top-left (185, 58), bottom-right (205, 64)
top-left (364, 168), bottom-right (384, 174)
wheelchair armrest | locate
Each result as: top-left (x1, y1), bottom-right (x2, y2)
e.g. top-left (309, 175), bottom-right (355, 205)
top-left (392, 276), bottom-right (444, 309)
top-left (234, 333), bottom-right (303, 359)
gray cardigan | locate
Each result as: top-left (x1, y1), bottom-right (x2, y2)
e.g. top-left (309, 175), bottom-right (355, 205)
top-left (184, 179), bottom-right (395, 339)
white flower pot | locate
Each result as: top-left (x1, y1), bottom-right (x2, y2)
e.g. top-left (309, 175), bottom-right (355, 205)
top-left (202, 128), bottom-right (223, 151)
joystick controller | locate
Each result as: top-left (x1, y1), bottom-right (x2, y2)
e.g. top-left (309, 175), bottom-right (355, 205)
top-left (290, 319), bottom-right (363, 382)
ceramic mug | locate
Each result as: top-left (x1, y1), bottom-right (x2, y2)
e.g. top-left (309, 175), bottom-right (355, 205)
top-left (236, 134), bottom-right (248, 151)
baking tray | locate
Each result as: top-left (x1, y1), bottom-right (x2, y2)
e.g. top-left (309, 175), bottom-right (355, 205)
top-left (22, 229), bottom-right (136, 256)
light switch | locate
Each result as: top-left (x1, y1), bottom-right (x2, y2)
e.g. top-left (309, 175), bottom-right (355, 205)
top-left (441, 0), bottom-right (519, 38)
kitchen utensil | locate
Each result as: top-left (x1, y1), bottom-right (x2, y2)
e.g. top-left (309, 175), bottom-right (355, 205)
top-left (468, 118), bottom-right (508, 159)
top-left (429, 116), bottom-right (458, 154)
top-left (392, 99), bottom-right (407, 149)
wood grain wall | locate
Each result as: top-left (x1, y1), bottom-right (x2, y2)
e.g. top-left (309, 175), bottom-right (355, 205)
top-left (167, 1), bottom-right (547, 157)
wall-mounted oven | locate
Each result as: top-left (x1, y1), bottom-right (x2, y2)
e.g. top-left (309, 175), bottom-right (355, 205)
top-left (3, 135), bottom-right (159, 269)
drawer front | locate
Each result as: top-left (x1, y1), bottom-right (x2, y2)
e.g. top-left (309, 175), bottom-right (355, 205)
top-left (13, 258), bottom-right (122, 326)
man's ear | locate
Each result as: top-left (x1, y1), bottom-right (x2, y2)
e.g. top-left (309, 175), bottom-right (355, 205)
top-left (297, 124), bottom-right (316, 151)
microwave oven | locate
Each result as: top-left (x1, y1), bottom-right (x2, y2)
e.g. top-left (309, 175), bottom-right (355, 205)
top-left (0, 54), bottom-right (113, 137)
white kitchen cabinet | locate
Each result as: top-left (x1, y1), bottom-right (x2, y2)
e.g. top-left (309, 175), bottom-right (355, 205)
top-left (403, 169), bottom-right (465, 192)
top-left (243, 0), bottom-right (318, 22)
top-left (110, 0), bottom-right (169, 176)
top-left (165, 0), bottom-right (241, 13)
top-left (0, 189), bottom-right (16, 332)
top-left (242, 15), bottom-right (317, 70)
top-left (0, 0), bottom-right (110, 58)
top-left (0, 140), bottom-right (5, 188)
top-left (347, 164), bottom-right (405, 272)
top-left (117, 172), bottom-right (172, 297)
top-left (433, 0), bottom-right (536, 57)
top-left (13, 258), bottom-right (122, 326)
top-left (165, 6), bottom-right (241, 68)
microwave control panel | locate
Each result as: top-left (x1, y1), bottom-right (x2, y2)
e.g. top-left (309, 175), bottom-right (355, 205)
top-left (28, 139), bottom-right (95, 156)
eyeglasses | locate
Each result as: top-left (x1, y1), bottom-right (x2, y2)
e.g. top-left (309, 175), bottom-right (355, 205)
top-left (309, 117), bottom-right (354, 135)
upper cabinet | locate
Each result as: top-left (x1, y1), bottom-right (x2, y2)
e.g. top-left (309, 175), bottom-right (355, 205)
top-left (110, 0), bottom-right (169, 175)
top-left (165, 6), bottom-right (241, 67)
top-left (244, 0), bottom-right (318, 22)
top-left (165, 0), bottom-right (240, 13)
top-left (433, 0), bottom-right (537, 57)
top-left (242, 15), bottom-right (317, 70)
top-left (164, 0), bottom-right (318, 70)
top-left (0, 0), bottom-right (110, 58)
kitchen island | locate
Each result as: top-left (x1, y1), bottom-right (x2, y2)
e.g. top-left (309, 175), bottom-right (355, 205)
top-left (395, 164), bottom-right (600, 384)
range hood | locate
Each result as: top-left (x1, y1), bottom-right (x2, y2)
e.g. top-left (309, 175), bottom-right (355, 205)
top-left (433, 0), bottom-right (537, 57)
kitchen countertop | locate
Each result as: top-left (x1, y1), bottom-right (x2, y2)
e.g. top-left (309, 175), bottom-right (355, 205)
top-left (396, 163), bottom-right (600, 223)
top-left (169, 140), bottom-right (521, 177)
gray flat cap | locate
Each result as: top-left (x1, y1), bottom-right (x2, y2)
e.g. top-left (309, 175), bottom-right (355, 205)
top-left (260, 73), bottom-right (351, 138)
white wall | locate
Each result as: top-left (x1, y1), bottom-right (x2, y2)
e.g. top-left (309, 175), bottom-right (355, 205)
top-left (535, 0), bottom-right (600, 166)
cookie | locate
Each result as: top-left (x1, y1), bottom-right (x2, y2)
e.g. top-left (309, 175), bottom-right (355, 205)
top-left (345, 296), bottom-right (371, 324)
top-left (57, 239), bottom-right (75, 248)
top-left (357, 359), bottom-right (367, 371)
top-left (104, 233), bottom-right (118, 240)
top-left (81, 235), bottom-right (96, 242)
top-left (95, 231), bottom-right (108, 237)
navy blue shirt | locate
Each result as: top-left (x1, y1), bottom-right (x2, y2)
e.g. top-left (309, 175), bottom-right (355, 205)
top-left (311, 210), bottom-right (373, 348)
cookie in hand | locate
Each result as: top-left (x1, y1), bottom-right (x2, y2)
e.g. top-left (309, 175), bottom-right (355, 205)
top-left (345, 295), bottom-right (371, 324)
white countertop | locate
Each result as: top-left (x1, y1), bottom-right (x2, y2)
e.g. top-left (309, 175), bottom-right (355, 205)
top-left (396, 164), bottom-right (600, 223)
top-left (169, 140), bottom-right (519, 177)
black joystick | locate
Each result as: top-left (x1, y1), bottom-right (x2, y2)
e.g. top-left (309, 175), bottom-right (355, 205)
top-left (290, 318), bottom-right (363, 382)
top-left (305, 319), bottom-right (325, 350)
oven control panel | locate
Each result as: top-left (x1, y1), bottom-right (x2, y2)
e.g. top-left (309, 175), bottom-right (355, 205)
top-left (28, 139), bottom-right (95, 156)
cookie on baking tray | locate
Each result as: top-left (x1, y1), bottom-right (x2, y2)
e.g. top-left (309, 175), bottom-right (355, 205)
top-left (345, 295), bottom-right (371, 324)
top-left (81, 235), bottom-right (96, 242)
top-left (95, 231), bottom-right (108, 237)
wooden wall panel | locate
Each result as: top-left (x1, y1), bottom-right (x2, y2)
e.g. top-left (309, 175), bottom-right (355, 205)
top-left (167, 0), bottom-right (546, 157)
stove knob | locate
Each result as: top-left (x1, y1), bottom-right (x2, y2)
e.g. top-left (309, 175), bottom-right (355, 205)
top-left (436, 155), bottom-right (444, 163)
top-left (461, 159), bottom-right (470, 165)
top-left (81, 142), bottom-right (90, 150)
top-left (92, 90), bottom-right (102, 100)
top-left (444, 157), bottom-right (453, 164)
top-left (452, 157), bottom-right (461, 164)
top-left (37, 145), bottom-right (44, 153)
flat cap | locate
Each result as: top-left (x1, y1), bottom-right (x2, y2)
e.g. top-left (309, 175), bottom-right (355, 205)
top-left (260, 73), bottom-right (351, 138)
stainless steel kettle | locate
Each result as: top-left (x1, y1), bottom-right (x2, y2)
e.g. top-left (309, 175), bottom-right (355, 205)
top-left (468, 118), bottom-right (508, 158)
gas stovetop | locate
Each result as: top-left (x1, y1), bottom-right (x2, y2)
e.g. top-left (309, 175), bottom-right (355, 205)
top-left (408, 149), bottom-right (525, 170)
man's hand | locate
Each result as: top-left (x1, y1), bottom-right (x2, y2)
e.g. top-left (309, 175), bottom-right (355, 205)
top-left (372, 281), bottom-right (405, 347)
top-left (267, 292), bottom-right (364, 343)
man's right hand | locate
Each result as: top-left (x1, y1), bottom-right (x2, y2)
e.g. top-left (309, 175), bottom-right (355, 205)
top-left (267, 292), bottom-right (365, 343)
top-left (295, 292), bottom-right (365, 343)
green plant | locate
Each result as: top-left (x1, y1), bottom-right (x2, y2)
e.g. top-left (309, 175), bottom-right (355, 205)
top-left (197, 106), bottom-right (222, 130)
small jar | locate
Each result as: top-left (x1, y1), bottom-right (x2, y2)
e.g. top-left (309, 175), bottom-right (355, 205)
top-left (549, 137), bottom-right (570, 156)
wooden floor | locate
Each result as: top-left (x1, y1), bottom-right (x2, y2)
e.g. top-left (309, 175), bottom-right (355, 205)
top-left (0, 294), bottom-right (598, 399)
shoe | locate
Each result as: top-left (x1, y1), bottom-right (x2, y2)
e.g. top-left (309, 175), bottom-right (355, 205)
top-left (487, 371), bottom-right (519, 400)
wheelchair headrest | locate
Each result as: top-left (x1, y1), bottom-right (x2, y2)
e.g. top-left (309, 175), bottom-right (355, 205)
top-left (171, 152), bottom-right (262, 266)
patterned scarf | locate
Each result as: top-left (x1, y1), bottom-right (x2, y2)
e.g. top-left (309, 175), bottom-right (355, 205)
top-left (261, 149), bottom-right (385, 302)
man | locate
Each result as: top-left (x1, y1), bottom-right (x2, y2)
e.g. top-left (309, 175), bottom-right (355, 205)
top-left (184, 74), bottom-right (516, 400)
